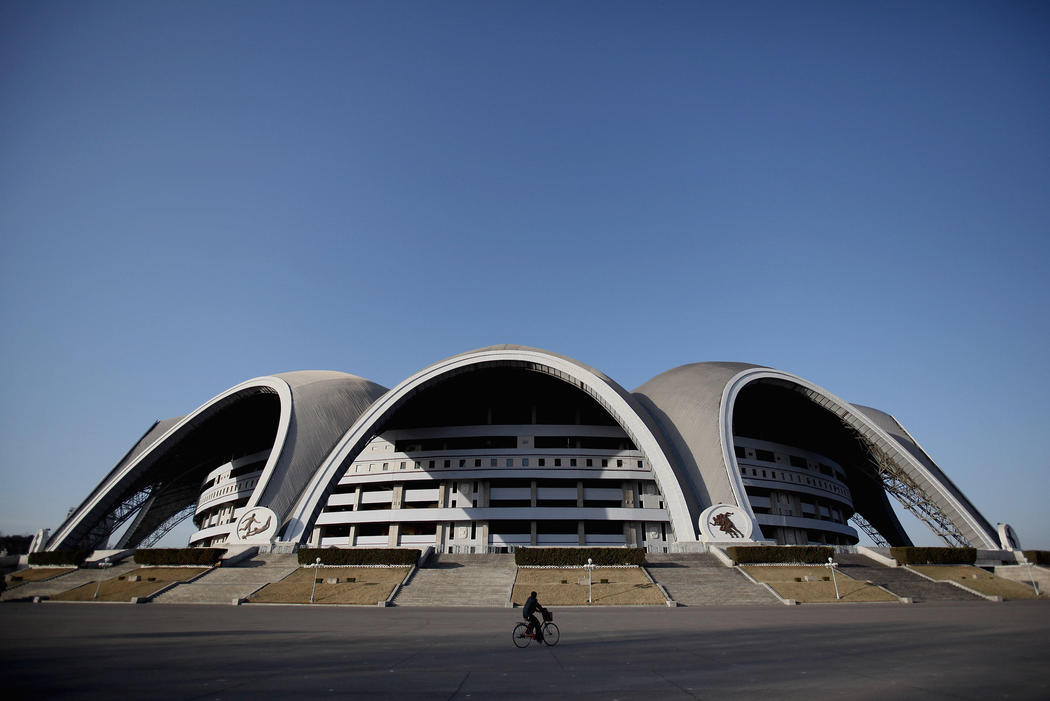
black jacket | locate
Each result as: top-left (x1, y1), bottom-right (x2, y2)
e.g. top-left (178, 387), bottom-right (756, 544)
top-left (523, 594), bottom-right (545, 619)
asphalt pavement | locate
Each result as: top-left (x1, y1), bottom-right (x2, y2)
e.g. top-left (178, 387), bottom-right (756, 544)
top-left (2, 601), bottom-right (1048, 699)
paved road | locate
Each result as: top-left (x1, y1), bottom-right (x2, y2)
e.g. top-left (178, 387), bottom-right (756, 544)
top-left (2, 601), bottom-right (1048, 699)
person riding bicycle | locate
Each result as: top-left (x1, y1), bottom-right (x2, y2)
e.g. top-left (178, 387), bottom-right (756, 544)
top-left (522, 591), bottom-right (549, 643)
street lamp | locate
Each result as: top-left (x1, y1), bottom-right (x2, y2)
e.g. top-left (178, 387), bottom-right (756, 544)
top-left (1022, 557), bottom-right (1040, 596)
top-left (826, 557), bottom-right (841, 600)
top-left (584, 557), bottom-right (596, 604)
top-left (93, 557), bottom-right (112, 601)
top-left (310, 557), bottom-right (321, 604)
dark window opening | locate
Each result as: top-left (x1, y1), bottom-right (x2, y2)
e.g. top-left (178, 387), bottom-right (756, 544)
top-left (584, 521), bottom-right (625, 535)
top-left (490, 520), bottom-right (531, 535)
top-left (400, 522), bottom-right (436, 536)
top-left (536, 520), bottom-right (578, 534)
top-left (534, 436), bottom-right (637, 450)
top-left (356, 523), bottom-right (388, 537)
top-left (322, 524), bottom-right (351, 538)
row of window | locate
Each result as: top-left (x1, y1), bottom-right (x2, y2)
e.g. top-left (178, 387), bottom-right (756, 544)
top-left (734, 445), bottom-right (846, 482)
top-left (199, 461), bottom-right (265, 490)
top-left (320, 519), bottom-right (655, 539)
top-left (739, 466), bottom-right (850, 499)
top-left (351, 456), bottom-right (645, 474)
top-left (198, 477), bottom-right (259, 506)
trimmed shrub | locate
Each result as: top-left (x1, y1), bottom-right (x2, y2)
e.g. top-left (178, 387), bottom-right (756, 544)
top-left (1022, 550), bottom-right (1050, 566)
top-left (726, 545), bottom-right (834, 564)
top-left (514, 547), bottom-right (645, 567)
top-left (133, 548), bottom-right (226, 566)
top-left (297, 548), bottom-right (421, 566)
top-left (889, 547), bottom-right (976, 565)
top-left (28, 550), bottom-right (92, 566)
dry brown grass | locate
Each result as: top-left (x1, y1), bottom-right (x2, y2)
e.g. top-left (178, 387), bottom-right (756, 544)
top-left (512, 567), bottom-right (666, 606)
top-left (249, 566), bottom-right (410, 605)
top-left (741, 566), bottom-right (845, 583)
top-left (51, 567), bottom-right (209, 602)
top-left (5, 568), bottom-right (74, 586)
top-left (910, 565), bottom-right (1044, 600)
top-left (741, 565), bottom-right (898, 603)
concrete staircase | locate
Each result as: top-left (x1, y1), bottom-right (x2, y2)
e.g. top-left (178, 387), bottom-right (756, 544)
top-left (393, 554), bottom-right (516, 607)
top-left (2, 561), bottom-right (141, 601)
top-left (834, 553), bottom-right (982, 602)
top-left (151, 553), bottom-right (299, 604)
top-left (995, 564), bottom-right (1048, 594)
top-left (645, 553), bottom-right (780, 606)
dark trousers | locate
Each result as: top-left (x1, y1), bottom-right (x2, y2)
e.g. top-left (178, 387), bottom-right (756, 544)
top-left (526, 614), bottom-right (544, 641)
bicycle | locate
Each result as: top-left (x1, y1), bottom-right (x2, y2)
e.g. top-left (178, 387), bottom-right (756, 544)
top-left (512, 609), bottom-right (560, 647)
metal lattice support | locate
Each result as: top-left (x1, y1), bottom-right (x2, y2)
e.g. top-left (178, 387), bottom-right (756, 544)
top-left (139, 504), bottom-right (196, 548)
top-left (846, 425), bottom-right (970, 547)
top-left (849, 512), bottom-right (889, 548)
top-left (77, 487), bottom-right (154, 549)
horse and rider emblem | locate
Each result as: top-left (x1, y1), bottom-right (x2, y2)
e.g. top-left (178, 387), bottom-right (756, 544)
top-left (710, 511), bottom-right (745, 538)
top-left (698, 503), bottom-right (753, 541)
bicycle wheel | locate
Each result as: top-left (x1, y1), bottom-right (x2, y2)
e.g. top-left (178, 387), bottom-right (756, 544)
top-left (542, 622), bottom-right (560, 646)
top-left (512, 622), bottom-right (531, 648)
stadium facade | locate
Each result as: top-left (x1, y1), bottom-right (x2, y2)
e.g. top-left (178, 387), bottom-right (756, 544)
top-left (43, 346), bottom-right (1005, 554)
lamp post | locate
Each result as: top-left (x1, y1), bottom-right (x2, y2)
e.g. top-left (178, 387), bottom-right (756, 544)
top-left (1022, 557), bottom-right (1040, 596)
top-left (93, 557), bottom-right (112, 600)
top-left (827, 557), bottom-right (841, 600)
top-left (584, 557), bottom-right (596, 604)
top-left (310, 557), bottom-right (321, 604)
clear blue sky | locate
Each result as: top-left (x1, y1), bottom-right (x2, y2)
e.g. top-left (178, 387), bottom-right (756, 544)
top-left (2, 1), bottom-right (1047, 548)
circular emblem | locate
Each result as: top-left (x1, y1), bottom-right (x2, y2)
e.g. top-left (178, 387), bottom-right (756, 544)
top-left (698, 504), bottom-right (754, 541)
top-left (233, 506), bottom-right (278, 543)
top-left (997, 523), bottom-right (1020, 551)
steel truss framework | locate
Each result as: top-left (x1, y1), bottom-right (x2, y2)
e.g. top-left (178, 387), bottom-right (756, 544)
top-left (849, 512), bottom-right (889, 548)
top-left (75, 487), bottom-right (154, 550)
top-left (847, 427), bottom-right (970, 547)
top-left (138, 504), bottom-right (196, 547)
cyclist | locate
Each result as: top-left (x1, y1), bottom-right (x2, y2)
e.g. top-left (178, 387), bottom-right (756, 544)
top-left (522, 591), bottom-right (549, 644)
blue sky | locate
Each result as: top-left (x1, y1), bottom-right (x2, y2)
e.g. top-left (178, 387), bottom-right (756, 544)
top-left (1, 1), bottom-right (1047, 548)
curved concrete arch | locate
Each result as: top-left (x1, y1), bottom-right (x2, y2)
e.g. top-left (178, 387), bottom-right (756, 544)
top-left (283, 345), bottom-right (698, 544)
top-left (48, 371), bottom-right (387, 551)
top-left (634, 363), bottom-right (999, 548)
top-left (724, 368), bottom-right (997, 548)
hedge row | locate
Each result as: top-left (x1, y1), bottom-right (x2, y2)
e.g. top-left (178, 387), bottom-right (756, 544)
top-left (514, 547), bottom-right (645, 566)
top-left (889, 547), bottom-right (976, 565)
top-left (133, 548), bottom-right (227, 566)
top-left (28, 550), bottom-right (92, 566)
top-left (1022, 550), bottom-right (1050, 566)
top-left (726, 546), bottom-right (834, 564)
top-left (297, 548), bottom-right (421, 566)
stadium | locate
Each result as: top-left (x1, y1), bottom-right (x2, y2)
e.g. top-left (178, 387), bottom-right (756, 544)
top-left (41, 345), bottom-right (1006, 555)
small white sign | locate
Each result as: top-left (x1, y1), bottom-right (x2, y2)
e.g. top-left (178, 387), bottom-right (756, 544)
top-left (232, 506), bottom-right (278, 543)
top-left (698, 503), bottom-right (754, 541)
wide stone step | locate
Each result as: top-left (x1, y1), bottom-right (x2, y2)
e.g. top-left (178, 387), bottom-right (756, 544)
top-left (834, 553), bottom-right (981, 602)
top-left (644, 553), bottom-right (780, 606)
top-left (150, 555), bottom-right (299, 604)
top-left (394, 555), bottom-right (516, 606)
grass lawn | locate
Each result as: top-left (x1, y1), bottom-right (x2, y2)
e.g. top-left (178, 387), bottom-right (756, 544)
top-left (512, 567), bottom-right (667, 606)
top-left (741, 565), bottom-right (899, 603)
top-left (910, 565), bottom-right (1044, 600)
top-left (249, 566), bottom-right (410, 605)
top-left (5, 568), bottom-right (75, 587)
top-left (51, 567), bottom-right (209, 602)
